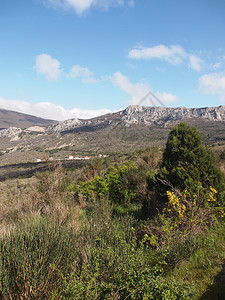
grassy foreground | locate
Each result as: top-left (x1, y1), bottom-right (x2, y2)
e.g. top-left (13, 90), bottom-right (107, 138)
top-left (0, 124), bottom-right (225, 299)
top-left (0, 161), bottom-right (224, 299)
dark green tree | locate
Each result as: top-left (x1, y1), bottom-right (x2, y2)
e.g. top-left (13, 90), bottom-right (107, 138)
top-left (158, 122), bottom-right (225, 197)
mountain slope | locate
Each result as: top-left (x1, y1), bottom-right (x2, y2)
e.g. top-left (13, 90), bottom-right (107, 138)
top-left (0, 109), bottom-right (57, 129)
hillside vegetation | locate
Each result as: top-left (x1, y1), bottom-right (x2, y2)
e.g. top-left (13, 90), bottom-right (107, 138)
top-left (0, 122), bottom-right (225, 299)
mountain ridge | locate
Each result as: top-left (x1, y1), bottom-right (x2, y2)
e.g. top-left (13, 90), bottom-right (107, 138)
top-left (46, 104), bottom-right (225, 133)
top-left (0, 105), bottom-right (225, 136)
top-left (122, 105), bottom-right (225, 126)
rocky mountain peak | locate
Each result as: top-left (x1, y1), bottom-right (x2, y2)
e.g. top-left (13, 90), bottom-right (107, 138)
top-left (47, 118), bottom-right (82, 133)
top-left (122, 105), bottom-right (225, 126)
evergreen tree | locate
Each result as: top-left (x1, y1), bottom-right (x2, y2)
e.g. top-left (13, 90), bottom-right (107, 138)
top-left (158, 122), bottom-right (225, 197)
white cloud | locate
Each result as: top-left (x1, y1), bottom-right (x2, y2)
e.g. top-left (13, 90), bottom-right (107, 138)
top-left (112, 71), bottom-right (179, 106)
top-left (189, 55), bottom-right (204, 72)
top-left (212, 62), bottom-right (222, 70)
top-left (44, 0), bottom-right (130, 15)
top-left (69, 64), bottom-right (96, 83)
top-left (128, 44), bottom-right (203, 71)
top-left (198, 72), bottom-right (225, 101)
top-left (0, 97), bottom-right (111, 121)
top-left (155, 92), bottom-right (179, 105)
top-left (64, 0), bottom-right (93, 15)
top-left (36, 54), bottom-right (62, 81)
top-left (35, 55), bottom-right (96, 83)
top-left (128, 0), bottom-right (134, 7)
top-left (112, 71), bottom-right (150, 104)
top-left (128, 45), bottom-right (187, 65)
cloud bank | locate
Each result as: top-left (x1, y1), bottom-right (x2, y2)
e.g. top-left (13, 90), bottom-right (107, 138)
top-left (128, 44), bottom-right (204, 72)
top-left (112, 71), bottom-right (179, 105)
top-left (0, 97), bottom-right (111, 121)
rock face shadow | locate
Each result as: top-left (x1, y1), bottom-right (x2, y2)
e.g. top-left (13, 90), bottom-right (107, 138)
top-left (199, 260), bottom-right (225, 300)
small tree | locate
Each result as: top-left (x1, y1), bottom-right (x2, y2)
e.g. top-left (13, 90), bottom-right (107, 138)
top-left (158, 122), bottom-right (225, 201)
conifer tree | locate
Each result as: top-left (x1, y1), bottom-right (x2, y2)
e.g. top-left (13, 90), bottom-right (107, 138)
top-left (159, 122), bottom-right (224, 197)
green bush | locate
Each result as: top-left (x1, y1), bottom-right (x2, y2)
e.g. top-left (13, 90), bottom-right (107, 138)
top-left (105, 163), bottom-right (145, 205)
top-left (74, 162), bottom-right (148, 207)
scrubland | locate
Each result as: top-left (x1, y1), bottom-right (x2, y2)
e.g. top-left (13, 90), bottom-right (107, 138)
top-left (0, 122), bottom-right (225, 299)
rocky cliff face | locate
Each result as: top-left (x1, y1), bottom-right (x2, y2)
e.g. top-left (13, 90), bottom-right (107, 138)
top-left (122, 105), bottom-right (225, 126)
top-left (45, 105), bottom-right (225, 133)
top-left (0, 127), bottom-right (22, 141)
top-left (47, 118), bottom-right (82, 133)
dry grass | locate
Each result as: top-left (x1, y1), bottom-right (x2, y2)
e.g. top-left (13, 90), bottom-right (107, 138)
top-left (0, 163), bottom-right (82, 236)
top-left (0, 177), bottom-right (36, 226)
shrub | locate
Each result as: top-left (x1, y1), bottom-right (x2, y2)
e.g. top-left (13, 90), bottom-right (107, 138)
top-left (73, 162), bottom-right (148, 207)
top-left (105, 163), bottom-right (146, 205)
top-left (58, 206), bottom-right (194, 299)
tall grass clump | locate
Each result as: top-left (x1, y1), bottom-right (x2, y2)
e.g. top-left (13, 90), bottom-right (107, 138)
top-left (0, 216), bottom-right (76, 299)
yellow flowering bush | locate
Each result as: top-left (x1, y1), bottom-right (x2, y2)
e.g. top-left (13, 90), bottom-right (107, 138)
top-left (166, 191), bottom-right (186, 223)
top-left (162, 184), bottom-right (224, 236)
top-left (208, 186), bottom-right (217, 202)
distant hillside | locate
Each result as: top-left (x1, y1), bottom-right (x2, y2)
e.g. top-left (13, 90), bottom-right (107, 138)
top-left (0, 105), bottom-right (225, 166)
top-left (0, 109), bottom-right (57, 129)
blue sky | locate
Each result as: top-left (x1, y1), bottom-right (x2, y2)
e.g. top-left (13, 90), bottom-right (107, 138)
top-left (0, 0), bottom-right (225, 120)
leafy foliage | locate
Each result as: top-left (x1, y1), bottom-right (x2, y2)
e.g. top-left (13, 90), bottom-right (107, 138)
top-left (73, 162), bottom-right (148, 206)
